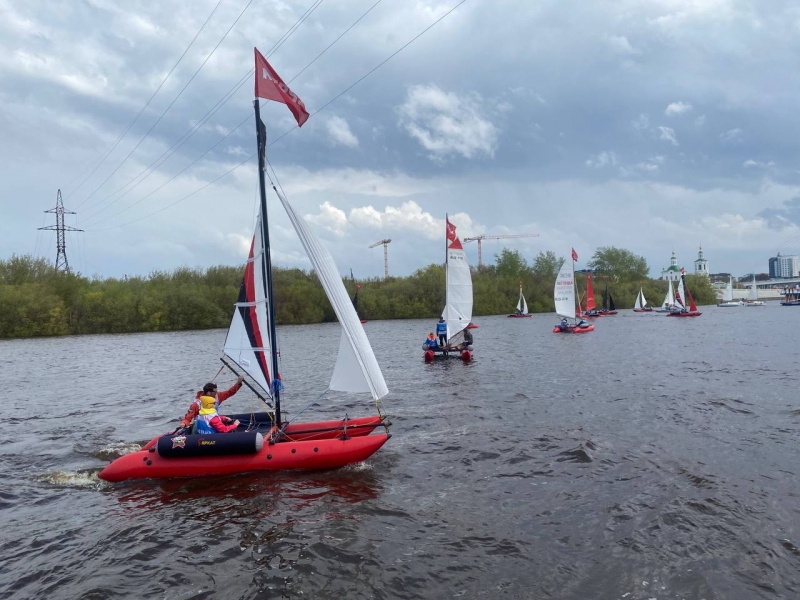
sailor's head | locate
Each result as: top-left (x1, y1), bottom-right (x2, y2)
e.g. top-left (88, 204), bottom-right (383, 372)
top-left (199, 395), bottom-right (217, 413)
top-left (438, 316), bottom-right (444, 322)
top-left (427, 332), bottom-right (435, 340)
top-left (202, 382), bottom-right (218, 396)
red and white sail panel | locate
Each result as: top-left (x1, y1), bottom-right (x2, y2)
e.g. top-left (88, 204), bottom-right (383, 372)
top-left (223, 211), bottom-right (274, 397)
top-left (554, 256), bottom-right (577, 319)
top-left (443, 217), bottom-right (473, 342)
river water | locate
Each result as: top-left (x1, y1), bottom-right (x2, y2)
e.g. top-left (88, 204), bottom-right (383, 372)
top-left (1, 306), bottom-right (799, 599)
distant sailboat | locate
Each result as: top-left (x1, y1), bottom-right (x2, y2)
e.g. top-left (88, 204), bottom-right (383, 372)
top-left (718, 277), bottom-right (743, 307)
top-left (553, 250), bottom-right (594, 333)
top-left (666, 271), bottom-right (702, 317)
top-left (424, 216), bottom-right (474, 360)
top-left (509, 280), bottom-right (533, 318)
top-left (633, 286), bottom-right (653, 312)
top-left (600, 283), bottom-right (618, 315)
top-left (745, 275), bottom-right (765, 306)
top-left (656, 279), bottom-right (675, 312)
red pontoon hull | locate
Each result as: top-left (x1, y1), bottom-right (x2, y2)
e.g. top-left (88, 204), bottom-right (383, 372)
top-left (552, 324), bottom-right (595, 334)
top-left (665, 311), bottom-right (702, 317)
top-left (99, 416), bottom-right (387, 483)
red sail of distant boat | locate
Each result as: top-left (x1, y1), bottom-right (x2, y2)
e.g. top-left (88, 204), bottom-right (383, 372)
top-left (688, 288), bottom-right (698, 312)
top-left (585, 273), bottom-right (596, 311)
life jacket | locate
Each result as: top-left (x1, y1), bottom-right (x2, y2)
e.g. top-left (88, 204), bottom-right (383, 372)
top-left (196, 395), bottom-right (220, 434)
top-left (436, 321), bottom-right (447, 334)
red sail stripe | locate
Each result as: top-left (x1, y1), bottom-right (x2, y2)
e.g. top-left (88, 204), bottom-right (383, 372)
top-left (244, 238), bottom-right (271, 386)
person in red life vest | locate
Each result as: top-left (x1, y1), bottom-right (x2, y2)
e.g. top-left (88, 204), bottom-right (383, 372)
top-left (179, 376), bottom-right (244, 431)
top-left (196, 394), bottom-right (240, 434)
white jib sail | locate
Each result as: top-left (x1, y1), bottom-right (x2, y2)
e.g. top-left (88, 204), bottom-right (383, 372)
top-left (662, 280), bottom-right (674, 308)
top-left (274, 187), bottom-right (388, 400)
top-left (722, 278), bottom-right (734, 302)
top-left (554, 258), bottom-right (576, 319)
top-left (676, 278), bottom-right (686, 307)
top-left (521, 292), bottom-right (528, 315)
top-left (223, 211), bottom-right (274, 397)
top-left (634, 289), bottom-right (642, 310)
top-left (443, 242), bottom-right (473, 343)
top-left (640, 288), bottom-right (648, 307)
top-left (748, 276), bottom-right (759, 301)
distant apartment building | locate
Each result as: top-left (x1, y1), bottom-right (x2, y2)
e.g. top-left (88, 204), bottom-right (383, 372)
top-left (769, 253), bottom-right (799, 278)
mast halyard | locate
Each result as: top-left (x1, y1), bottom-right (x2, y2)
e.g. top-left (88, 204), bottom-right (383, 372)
top-left (254, 98), bottom-right (282, 427)
top-left (444, 212), bottom-right (449, 339)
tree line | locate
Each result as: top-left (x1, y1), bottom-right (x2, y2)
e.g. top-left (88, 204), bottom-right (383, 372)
top-left (0, 248), bottom-right (716, 339)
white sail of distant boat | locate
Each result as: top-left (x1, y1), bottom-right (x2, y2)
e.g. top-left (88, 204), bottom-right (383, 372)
top-left (442, 216), bottom-right (473, 345)
top-left (660, 280), bottom-right (675, 310)
top-left (517, 285), bottom-right (529, 315)
top-left (722, 278), bottom-right (734, 302)
top-left (746, 275), bottom-right (765, 306)
top-left (640, 288), bottom-right (648, 308)
top-left (634, 289), bottom-right (642, 310)
top-left (676, 277), bottom-right (686, 307)
top-left (554, 258), bottom-right (577, 320)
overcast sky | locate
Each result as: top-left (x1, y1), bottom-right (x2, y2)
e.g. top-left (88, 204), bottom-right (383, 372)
top-left (3, 0), bottom-right (800, 279)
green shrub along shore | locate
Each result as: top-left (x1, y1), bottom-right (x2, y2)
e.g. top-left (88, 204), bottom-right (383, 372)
top-left (0, 248), bottom-right (716, 339)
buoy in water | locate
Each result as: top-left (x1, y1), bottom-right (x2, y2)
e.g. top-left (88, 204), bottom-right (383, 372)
top-left (424, 350), bottom-right (435, 362)
top-left (461, 349), bottom-right (471, 361)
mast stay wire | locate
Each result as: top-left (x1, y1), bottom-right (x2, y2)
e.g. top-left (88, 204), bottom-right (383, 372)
top-left (86, 0), bottom-right (468, 232)
top-left (77, 0), bottom-right (328, 222)
top-left (67, 0), bottom-right (226, 204)
top-left (72, 0), bottom-right (256, 211)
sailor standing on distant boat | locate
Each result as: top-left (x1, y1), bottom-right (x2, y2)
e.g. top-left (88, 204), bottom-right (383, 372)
top-left (436, 317), bottom-right (448, 347)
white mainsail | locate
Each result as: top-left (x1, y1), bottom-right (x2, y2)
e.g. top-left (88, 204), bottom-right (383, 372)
top-left (554, 258), bottom-right (576, 319)
top-left (442, 218), bottom-right (473, 343)
top-left (748, 276), bottom-right (759, 301)
top-left (676, 277), bottom-right (686, 307)
top-left (662, 280), bottom-right (675, 308)
top-left (640, 288), bottom-right (648, 308)
top-left (274, 186), bottom-right (389, 400)
top-left (223, 210), bottom-right (274, 397)
top-left (722, 278), bottom-right (734, 302)
top-left (517, 284), bottom-right (529, 314)
top-left (634, 289), bottom-right (642, 310)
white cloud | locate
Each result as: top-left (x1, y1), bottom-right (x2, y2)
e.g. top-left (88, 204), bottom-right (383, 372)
top-left (585, 151), bottom-right (618, 168)
top-left (665, 101), bottom-right (693, 116)
top-left (636, 162), bottom-right (659, 172)
top-left (305, 201), bottom-right (349, 236)
top-left (632, 113), bottom-right (650, 131)
top-left (720, 128), bottom-right (743, 143)
top-left (325, 116), bottom-right (359, 148)
top-left (658, 126), bottom-right (679, 146)
top-left (606, 34), bottom-right (640, 55)
top-left (743, 159), bottom-right (775, 168)
top-left (694, 114), bottom-right (706, 127)
top-left (305, 199), bottom-right (484, 241)
top-left (398, 84), bottom-right (499, 160)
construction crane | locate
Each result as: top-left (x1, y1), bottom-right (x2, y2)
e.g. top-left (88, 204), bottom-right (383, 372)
top-left (463, 233), bottom-right (540, 267)
top-left (369, 239), bottom-right (392, 279)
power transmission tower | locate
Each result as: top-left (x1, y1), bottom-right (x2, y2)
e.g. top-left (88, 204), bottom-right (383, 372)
top-left (463, 233), bottom-right (540, 267)
top-left (368, 239), bottom-right (392, 280)
top-left (38, 189), bottom-right (83, 273)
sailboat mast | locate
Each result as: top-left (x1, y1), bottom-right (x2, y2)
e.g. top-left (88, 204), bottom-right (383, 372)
top-left (444, 212), bottom-right (449, 329)
top-left (254, 99), bottom-right (282, 427)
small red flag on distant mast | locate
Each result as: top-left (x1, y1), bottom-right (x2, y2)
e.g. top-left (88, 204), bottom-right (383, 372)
top-left (254, 47), bottom-right (310, 127)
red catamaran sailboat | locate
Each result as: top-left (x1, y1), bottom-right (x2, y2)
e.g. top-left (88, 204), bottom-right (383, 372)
top-left (666, 270), bottom-right (702, 317)
top-left (553, 248), bottom-right (595, 333)
top-left (99, 50), bottom-right (390, 482)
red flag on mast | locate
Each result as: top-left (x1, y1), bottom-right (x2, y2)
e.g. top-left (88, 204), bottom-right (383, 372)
top-left (254, 48), bottom-right (310, 127)
top-left (571, 248), bottom-right (578, 262)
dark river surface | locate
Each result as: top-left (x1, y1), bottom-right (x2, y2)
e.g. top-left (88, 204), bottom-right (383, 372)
top-left (2, 306), bottom-right (799, 599)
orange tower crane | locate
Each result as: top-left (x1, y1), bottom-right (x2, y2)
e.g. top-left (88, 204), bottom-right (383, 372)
top-left (463, 233), bottom-right (540, 267)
